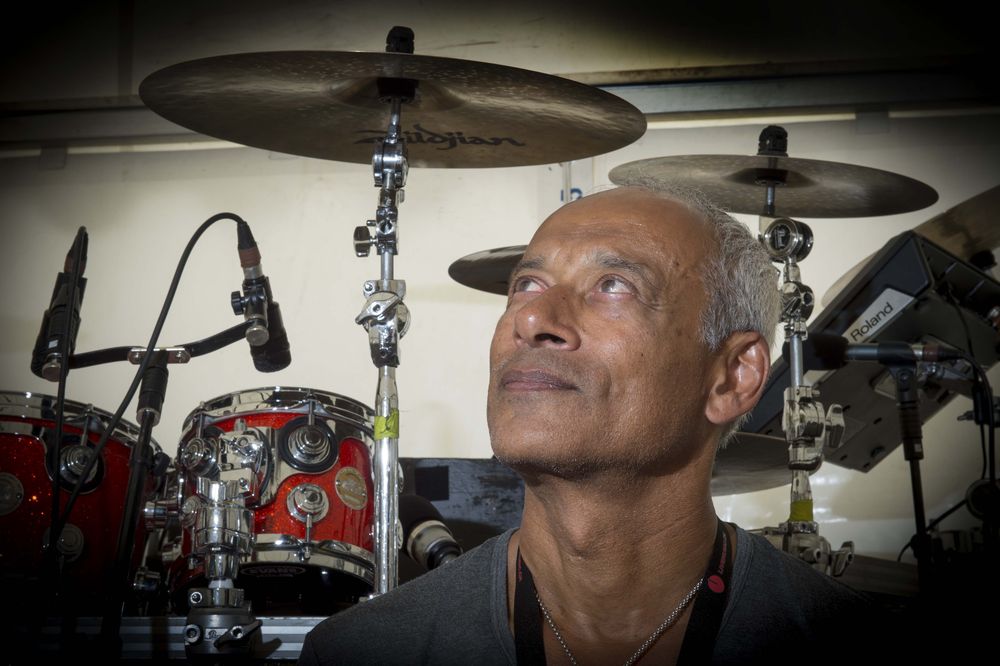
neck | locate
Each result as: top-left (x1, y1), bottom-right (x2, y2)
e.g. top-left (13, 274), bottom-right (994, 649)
top-left (508, 463), bottom-right (719, 661)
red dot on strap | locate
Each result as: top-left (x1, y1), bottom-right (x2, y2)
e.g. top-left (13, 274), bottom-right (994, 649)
top-left (707, 574), bottom-right (725, 594)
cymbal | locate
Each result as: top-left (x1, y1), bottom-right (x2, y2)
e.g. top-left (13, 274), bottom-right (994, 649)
top-left (914, 183), bottom-right (1000, 259)
top-left (139, 51), bottom-right (646, 168)
top-left (821, 184), bottom-right (1000, 306)
top-left (712, 433), bottom-right (800, 496)
top-left (609, 154), bottom-right (938, 218)
top-left (448, 245), bottom-right (525, 296)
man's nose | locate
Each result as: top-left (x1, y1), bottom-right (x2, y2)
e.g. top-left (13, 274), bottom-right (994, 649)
top-left (512, 286), bottom-right (582, 350)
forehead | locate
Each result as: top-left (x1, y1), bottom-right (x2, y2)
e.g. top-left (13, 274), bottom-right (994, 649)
top-left (525, 188), bottom-right (713, 267)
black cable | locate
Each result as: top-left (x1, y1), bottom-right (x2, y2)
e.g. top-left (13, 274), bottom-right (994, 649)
top-left (973, 360), bottom-right (996, 485)
top-left (52, 213), bottom-right (249, 542)
top-left (980, 420), bottom-right (988, 481)
top-left (898, 499), bottom-right (971, 562)
top-left (943, 286), bottom-right (994, 481)
top-left (927, 499), bottom-right (969, 531)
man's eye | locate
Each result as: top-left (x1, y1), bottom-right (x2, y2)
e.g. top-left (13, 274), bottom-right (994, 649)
top-left (598, 276), bottom-right (632, 294)
top-left (511, 276), bottom-right (543, 293)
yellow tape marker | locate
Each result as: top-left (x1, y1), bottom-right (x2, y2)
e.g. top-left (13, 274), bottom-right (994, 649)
top-left (788, 499), bottom-right (814, 522)
top-left (374, 410), bottom-right (400, 439)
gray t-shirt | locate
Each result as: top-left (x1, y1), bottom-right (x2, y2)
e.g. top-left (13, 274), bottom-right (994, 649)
top-left (299, 526), bottom-right (873, 665)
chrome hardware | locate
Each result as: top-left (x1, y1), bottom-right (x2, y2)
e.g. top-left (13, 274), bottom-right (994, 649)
top-left (127, 346), bottom-right (191, 364)
top-left (58, 444), bottom-right (98, 485)
top-left (287, 423), bottom-right (331, 466)
top-left (287, 483), bottom-right (329, 523)
top-left (180, 437), bottom-right (217, 477)
top-left (761, 217), bottom-right (814, 263)
top-left (184, 478), bottom-right (253, 583)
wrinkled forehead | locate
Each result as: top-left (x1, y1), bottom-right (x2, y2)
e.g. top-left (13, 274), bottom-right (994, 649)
top-left (526, 187), bottom-right (713, 261)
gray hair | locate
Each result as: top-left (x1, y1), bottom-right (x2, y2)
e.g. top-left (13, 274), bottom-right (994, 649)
top-left (694, 201), bottom-right (781, 352)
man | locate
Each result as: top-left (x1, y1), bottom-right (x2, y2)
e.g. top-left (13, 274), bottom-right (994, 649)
top-left (300, 186), bottom-right (872, 665)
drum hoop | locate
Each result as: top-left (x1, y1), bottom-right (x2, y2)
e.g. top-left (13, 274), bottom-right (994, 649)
top-left (0, 390), bottom-right (160, 451)
top-left (181, 387), bottom-right (374, 435)
top-left (250, 535), bottom-right (375, 584)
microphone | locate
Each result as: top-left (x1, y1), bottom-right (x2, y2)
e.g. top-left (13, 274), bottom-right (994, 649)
top-left (232, 222), bottom-right (291, 372)
top-left (31, 227), bottom-right (88, 381)
top-left (786, 333), bottom-right (965, 370)
top-left (251, 295), bottom-right (290, 372)
top-left (398, 494), bottom-right (462, 570)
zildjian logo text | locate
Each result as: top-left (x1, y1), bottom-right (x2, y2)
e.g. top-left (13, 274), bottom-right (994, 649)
top-left (354, 124), bottom-right (526, 150)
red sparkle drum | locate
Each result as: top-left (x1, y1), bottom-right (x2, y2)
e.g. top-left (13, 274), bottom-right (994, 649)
top-left (166, 387), bottom-right (375, 614)
top-left (0, 390), bottom-right (161, 610)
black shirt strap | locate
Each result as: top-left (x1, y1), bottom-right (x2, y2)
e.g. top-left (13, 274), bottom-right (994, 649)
top-left (677, 520), bottom-right (733, 665)
top-left (514, 547), bottom-right (547, 665)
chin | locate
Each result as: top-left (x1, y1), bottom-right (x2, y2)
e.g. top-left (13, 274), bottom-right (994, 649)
top-left (491, 433), bottom-right (637, 482)
top-left (493, 450), bottom-right (605, 482)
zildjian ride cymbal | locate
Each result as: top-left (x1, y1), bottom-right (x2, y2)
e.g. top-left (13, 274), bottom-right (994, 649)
top-left (139, 51), bottom-right (646, 168)
top-left (609, 154), bottom-right (938, 218)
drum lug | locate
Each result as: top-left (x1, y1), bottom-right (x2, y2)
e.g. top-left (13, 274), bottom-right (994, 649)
top-left (59, 444), bottom-right (99, 486)
top-left (287, 483), bottom-right (330, 524)
top-left (0, 472), bottom-right (24, 515)
top-left (42, 523), bottom-right (85, 562)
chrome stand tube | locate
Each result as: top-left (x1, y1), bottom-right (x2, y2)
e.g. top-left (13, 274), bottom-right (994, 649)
top-left (354, 94), bottom-right (410, 596)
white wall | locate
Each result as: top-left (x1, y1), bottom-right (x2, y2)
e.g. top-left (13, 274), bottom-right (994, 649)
top-left (2, 112), bottom-right (998, 563)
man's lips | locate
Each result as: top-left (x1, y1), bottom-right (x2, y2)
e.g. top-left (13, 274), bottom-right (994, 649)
top-left (499, 369), bottom-right (578, 391)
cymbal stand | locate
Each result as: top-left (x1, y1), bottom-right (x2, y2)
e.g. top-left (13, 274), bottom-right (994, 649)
top-left (756, 125), bottom-right (851, 575)
top-left (353, 27), bottom-right (415, 596)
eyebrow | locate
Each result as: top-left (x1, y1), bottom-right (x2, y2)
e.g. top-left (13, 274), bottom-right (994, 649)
top-left (592, 252), bottom-right (656, 285)
top-left (511, 256), bottom-right (545, 277)
top-left (509, 252), bottom-right (658, 289)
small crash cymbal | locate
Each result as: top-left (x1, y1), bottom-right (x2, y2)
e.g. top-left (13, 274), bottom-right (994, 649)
top-left (914, 183), bottom-right (1000, 259)
top-left (448, 245), bottom-right (525, 295)
top-left (712, 432), bottom-right (801, 496)
top-left (821, 183), bottom-right (1000, 306)
top-left (139, 51), bottom-right (646, 167)
top-left (609, 154), bottom-right (938, 218)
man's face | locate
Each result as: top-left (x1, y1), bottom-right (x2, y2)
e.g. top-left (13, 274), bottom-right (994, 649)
top-left (487, 188), bottom-right (717, 479)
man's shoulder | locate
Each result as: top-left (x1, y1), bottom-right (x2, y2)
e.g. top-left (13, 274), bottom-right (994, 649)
top-left (737, 528), bottom-right (870, 608)
top-left (299, 530), bottom-right (513, 665)
top-left (715, 526), bottom-right (877, 663)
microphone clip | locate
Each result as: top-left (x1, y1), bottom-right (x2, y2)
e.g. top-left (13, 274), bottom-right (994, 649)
top-left (231, 277), bottom-right (270, 347)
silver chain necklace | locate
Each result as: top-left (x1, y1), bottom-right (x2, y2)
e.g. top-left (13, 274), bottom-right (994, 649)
top-left (534, 577), bottom-right (704, 666)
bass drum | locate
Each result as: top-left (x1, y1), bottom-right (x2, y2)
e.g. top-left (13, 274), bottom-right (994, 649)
top-left (0, 390), bottom-right (162, 613)
top-left (168, 387), bottom-right (375, 615)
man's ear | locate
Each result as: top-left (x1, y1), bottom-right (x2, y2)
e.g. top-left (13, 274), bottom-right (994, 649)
top-left (704, 331), bottom-right (770, 426)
